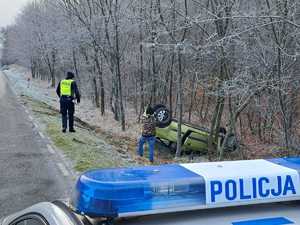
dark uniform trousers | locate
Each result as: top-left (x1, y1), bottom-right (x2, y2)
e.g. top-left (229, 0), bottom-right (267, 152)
top-left (60, 96), bottom-right (75, 130)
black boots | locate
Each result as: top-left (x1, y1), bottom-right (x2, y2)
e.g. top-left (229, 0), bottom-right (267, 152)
top-left (62, 128), bottom-right (76, 133)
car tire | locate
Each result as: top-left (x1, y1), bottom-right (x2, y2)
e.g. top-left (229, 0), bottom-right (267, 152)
top-left (169, 142), bottom-right (177, 154)
top-left (224, 134), bottom-right (239, 152)
top-left (153, 104), bottom-right (172, 128)
top-left (219, 127), bottom-right (227, 135)
top-left (169, 142), bottom-right (186, 156)
top-left (219, 127), bottom-right (227, 145)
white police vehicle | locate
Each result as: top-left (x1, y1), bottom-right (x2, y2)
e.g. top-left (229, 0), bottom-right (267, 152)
top-left (2, 158), bottom-right (300, 225)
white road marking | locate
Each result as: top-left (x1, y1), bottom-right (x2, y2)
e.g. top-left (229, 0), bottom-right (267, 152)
top-left (28, 115), bottom-right (33, 121)
top-left (47, 144), bottom-right (55, 154)
top-left (39, 131), bottom-right (45, 139)
top-left (34, 123), bottom-right (39, 129)
top-left (57, 163), bottom-right (69, 177)
top-left (25, 109), bottom-right (29, 114)
top-left (0, 73), bottom-right (7, 98)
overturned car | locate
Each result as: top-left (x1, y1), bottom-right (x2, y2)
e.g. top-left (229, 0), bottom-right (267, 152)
top-left (152, 104), bottom-right (238, 154)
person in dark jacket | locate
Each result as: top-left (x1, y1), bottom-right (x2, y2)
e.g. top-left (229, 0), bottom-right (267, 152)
top-left (137, 106), bottom-right (156, 163)
top-left (56, 71), bottom-right (81, 133)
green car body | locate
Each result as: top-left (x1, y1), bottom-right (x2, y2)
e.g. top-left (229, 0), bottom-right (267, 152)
top-left (156, 120), bottom-right (222, 153)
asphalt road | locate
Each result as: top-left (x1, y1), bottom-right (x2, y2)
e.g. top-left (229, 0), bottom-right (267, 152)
top-left (0, 72), bottom-right (71, 217)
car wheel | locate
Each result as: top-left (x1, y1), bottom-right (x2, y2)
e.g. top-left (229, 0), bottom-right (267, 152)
top-left (224, 134), bottom-right (239, 152)
top-left (169, 142), bottom-right (177, 154)
top-left (153, 104), bottom-right (172, 128)
top-left (169, 142), bottom-right (186, 155)
top-left (219, 127), bottom-right (227, 145)
top-left (219, 127), bottom-right (227, 135)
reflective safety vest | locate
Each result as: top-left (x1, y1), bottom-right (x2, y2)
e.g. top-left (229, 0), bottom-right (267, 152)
top-left (60, 79), bottom-right (74, 96)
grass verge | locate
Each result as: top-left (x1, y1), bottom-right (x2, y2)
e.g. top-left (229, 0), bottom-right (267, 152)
top-left (22, 96), bottom-right (138, 172)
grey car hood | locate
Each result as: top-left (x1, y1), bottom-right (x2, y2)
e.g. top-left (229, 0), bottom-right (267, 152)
top-left (1, 202), bottom-right (75, 225)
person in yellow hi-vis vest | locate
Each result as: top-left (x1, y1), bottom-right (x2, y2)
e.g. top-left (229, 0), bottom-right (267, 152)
top-left (56, 72), bottom-right (81, 133)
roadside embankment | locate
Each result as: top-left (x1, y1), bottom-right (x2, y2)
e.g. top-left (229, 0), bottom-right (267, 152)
top-left (3, 65), bottom-right (201, 172)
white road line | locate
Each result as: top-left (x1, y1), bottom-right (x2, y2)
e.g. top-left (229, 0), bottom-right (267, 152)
top-left (34, 123), bottom-right (39, 129)
top-left (28, 115), bottom-right (33, 121)
top-left (47, 144), bottom-right (55, 154)
top-left (25, 109), bottom-right (29, 114)
top-left (57, 163), bottom-right (70, 177)
top-left (39, 131), bottom-right (45, 139)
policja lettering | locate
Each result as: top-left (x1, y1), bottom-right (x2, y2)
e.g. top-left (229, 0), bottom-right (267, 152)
top-left (210, 175), bottom-right (296, 203)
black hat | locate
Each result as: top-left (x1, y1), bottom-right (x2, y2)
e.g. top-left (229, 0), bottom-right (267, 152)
top-left (66, 71), bottom-right (75, 79)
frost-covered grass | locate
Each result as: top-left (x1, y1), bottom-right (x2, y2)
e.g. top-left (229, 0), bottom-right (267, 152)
top-left (4, 65), bottom-right (210, 167)
top-left (4, 65), bottom-right (57, 105)
top-left (23, 96), bottom-right (138, 172)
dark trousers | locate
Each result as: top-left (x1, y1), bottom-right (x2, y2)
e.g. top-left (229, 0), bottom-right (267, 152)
top-left (60, 97), bottom-right (75, 130)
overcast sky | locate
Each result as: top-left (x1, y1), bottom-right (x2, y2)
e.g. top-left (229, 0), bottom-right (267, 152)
top-left (0, 0), bottom-right (32, 28)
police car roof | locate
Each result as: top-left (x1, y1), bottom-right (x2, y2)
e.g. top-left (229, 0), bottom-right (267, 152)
top-left (73, 157), bottom-right (300, 218)
top-left (116, 202), bottom-right (300, 225)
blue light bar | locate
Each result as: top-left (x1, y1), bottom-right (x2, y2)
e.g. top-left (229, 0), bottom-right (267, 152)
top-left (72, 158), bottom-right (300, 218)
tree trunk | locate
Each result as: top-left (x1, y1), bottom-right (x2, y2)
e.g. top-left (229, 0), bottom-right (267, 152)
top-left (169, 53), bottom-right (175, 116)
top-left (72, 49), bottom-right (81, 87)
top-left (95, 53), bottom-right (105, 115)
top-left (175, 49), bottom-right (184, 157)
top-left (188, 73), bottom-right (197, 122)
top-left (219, 97), bottom-right (234, 160)
top-left (150, 43), bottom-right (157, 105)
top-left (114, 0), bottom-right (125, 131)
top-left (207, 95), bottom-right (225, 159)
top-left (139, 4), bottom-right (145, 120)
top-left (93, 76), bottom-right (100, 108)
top-left (45, 53), bottom-right (56, 88)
